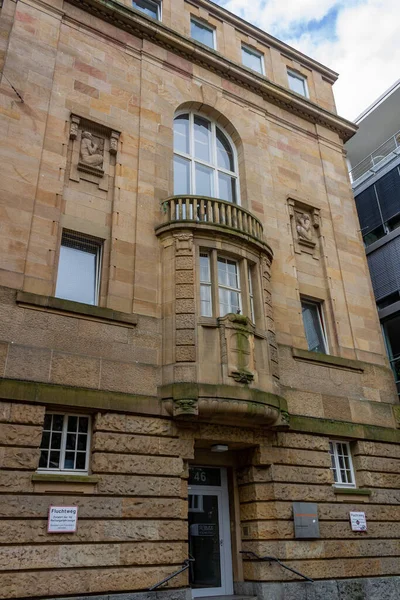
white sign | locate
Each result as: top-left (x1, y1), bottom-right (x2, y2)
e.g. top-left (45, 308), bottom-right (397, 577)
top-left (350, 511), bottom-right (367, 532)
top-left (48, 506), bottom-right (78, 533)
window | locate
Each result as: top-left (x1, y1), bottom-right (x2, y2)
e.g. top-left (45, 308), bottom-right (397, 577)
top-left (329, 441), bottom-right (355, 487)
top-left (191, 18), bottom-right (216, 49)
top-left (132, 0), bottom-right (161, 20)
top-left (218, 257), bottom-right (241, 315)
top-left (174, 113), bottom-right (239, 203)
top-left (287, 69), bottom-right (308, 97)
top-left (55, 230), bottom-right (102, 306)
top-left (242, 45), bottom-right (264, 74)
top-left (38, 413), bottom-right (91, 474)
top-left (301, 299), bottom-right (328, 354)
top-left (199, 251), bottom-right (256, 320)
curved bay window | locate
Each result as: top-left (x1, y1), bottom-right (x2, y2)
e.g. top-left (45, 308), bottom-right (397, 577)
top-left (174, 112), bottom-right (239, 203)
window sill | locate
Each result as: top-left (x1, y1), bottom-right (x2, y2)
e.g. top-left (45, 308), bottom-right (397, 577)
top-left (32, 473), bottom-right (100, 484)
top-left (333, 486), bottom-right (371, 496)
top-left (292, 347), bottom-right (364, 373)
top-left (16, 291), bottom-right (137, 327)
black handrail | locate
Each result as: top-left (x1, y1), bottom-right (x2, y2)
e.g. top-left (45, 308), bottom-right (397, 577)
top-left (240, 550), bottom-right (314, 583)
top-left (148, 557), bottom-right (195, 591)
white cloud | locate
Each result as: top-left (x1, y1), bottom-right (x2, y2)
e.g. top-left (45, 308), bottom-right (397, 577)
top-left (218, 0), bottom-right (400, 120)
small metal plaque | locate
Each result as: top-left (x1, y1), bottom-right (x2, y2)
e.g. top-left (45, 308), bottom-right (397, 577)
top-left (293, 502), bottom-right (320, 539)
top-left (188, 466), bottom-right (221, 487)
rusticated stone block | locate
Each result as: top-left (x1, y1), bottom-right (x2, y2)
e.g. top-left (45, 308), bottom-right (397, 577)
top-left (95, 414), bottom-right (177, 436)
top-left (175, 284), bottom-right (194, 299)
top-left (0, 471), bottom-right (34, 493)
top-left (92, 453), bottom-right (183, 476)
top-left (0, 446), bottom-right (40, 469)
top-left (175, 270), bottom-right (194, 284)
top-left (50, 352), bottom-right (100, 388)
top-left (122, 497), bottom-right (186, 519)
top-left (274, 432), bottom-right (328, 451)
top-left (175, 329), bottom-right (195, 345)
top-left (96, 474), bottom-right (182, 497)
top-left (175, 256), bottom-right (193, 270)
top-left (175, 346), bottom-right (196, 362)
top-left (175, 314), bottom-right (195, 329)
top-left (120, 541), bottom-right (186, 565)
top-left (9, 403), bottom-right (45, 425)
top-left (0, 423), bottom-right (42, 447)
top-left (175, 299), bottom-right (195, 314)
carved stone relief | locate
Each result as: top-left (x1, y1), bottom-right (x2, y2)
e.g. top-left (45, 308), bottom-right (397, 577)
top-left (218, 313), bottom-right (255, 384)
top-left (288, 198), bottom-right (321, 258)
top-left (68, 114), bottom-right (120, 190)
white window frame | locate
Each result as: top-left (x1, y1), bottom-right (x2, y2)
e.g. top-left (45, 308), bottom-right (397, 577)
top-left (200, 252), bottom-right (213, 317)
top-left (55, 230), bottom-right (103, 306)
top-left (287, 69), bottom-right (309, 98)
top-left (241, 44), bottom-right (265, 75)
top-left (248, 264), bottom-right (255, 323)
top-left (37, 413), bottom-right (91, 475)
top-left (329, 440), bottom-right (356, 488)
top-left (218, 256), bottom-right (242, 317)
top-left (132, 0), bottom-right (162, 21)
top-left (301, 298), bottom-right (329, 354)
top-left (190, 17), bottom-right (217, 50)
top-left (174, 111), bottom-right (240, 204)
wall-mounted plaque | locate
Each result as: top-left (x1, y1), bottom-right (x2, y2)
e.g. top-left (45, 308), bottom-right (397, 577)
top-left (48, 506), bottom-right (78, 533)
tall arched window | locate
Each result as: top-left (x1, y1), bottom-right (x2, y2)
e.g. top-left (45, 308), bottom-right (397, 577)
top-left (173, 112), bottom-right (239, 203)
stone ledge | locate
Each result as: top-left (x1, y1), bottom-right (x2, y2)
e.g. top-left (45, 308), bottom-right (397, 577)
top-left (0, 378), bottom-right (160, 416)
top-left (16, 291), bottom-right (138, 327)
top-left (292, 347), bottom-right (364, 372)
top-left (333, 486), bottom-right (372, 496)
top-left (32, 473), bottom-right (100, 484)
top-left (290, 414), bottom-right (400, 443)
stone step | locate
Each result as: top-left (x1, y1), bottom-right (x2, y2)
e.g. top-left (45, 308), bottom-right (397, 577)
top-left (200, 596), bottom-right (257, 600)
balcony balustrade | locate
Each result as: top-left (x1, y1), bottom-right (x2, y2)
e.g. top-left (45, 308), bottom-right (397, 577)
top-left (157, 195), bottom-right (264, 242)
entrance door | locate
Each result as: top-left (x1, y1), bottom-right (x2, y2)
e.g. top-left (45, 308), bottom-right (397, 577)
top-left (188, 466), bottom-right (233, 598)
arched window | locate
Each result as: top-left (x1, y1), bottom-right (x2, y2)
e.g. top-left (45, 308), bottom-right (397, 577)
top-left (173, 112), bottom-right (239, 203)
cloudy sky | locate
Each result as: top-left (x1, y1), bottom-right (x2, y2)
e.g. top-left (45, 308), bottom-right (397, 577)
top-left (215, 0), bottom-right (400, 122)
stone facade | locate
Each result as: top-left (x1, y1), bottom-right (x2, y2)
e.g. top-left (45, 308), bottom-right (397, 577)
top-left (0, 1), bottom-right (399, 599)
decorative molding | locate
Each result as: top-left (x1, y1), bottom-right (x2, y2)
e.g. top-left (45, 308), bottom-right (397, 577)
top-left (65, 0), bottom-right (357, 141)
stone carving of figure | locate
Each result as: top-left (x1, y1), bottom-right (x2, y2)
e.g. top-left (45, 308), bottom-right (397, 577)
top-left (296, 212), bottom-right (313, 242)
top-left (80, 131), bottom-right (104, 167)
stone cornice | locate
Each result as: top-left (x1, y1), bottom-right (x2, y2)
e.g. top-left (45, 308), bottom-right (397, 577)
top-left (65, 0), bottom-right (357, 142)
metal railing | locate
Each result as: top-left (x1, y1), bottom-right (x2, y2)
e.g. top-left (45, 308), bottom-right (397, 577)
top-left (240, 550), bottom-right (314, 583)
top-left (349, 129), bottom-right (400, 184)
top-left (148, 557), bottom-right (194, 591)
top-left (160, 195), bottom-right (264, 242)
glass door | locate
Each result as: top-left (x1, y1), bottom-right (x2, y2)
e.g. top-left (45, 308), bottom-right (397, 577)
top-left (188, 467), bottom-right (233, 598)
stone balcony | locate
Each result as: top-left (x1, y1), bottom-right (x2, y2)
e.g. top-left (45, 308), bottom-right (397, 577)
top-left (155, 195), bottom-right (267, 250)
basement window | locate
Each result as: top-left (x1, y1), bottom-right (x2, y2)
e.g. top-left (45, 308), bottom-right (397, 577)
top-left (38, 413), bottom-right (91, 474)
top-left (329, 441), bottom-right (356, 487)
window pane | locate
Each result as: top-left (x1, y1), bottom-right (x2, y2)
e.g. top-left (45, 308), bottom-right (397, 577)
top-left (132, 0), bottom-right (159, 19)
top-left (44, 414), bottom-right (52, 430)
top-left (301, 302), bottom-right (326, 353)
top-left (78, 417), bottom-right (89, 433)
top-left (242, 47), bottom-right (263, 73)
top-left (219, 288), bottom-right (240, 316)
top-left (49, 451), bottom-right (60, 469)
top-left (174, 155), bottom-right (191, 195)
top-left (174, 114), bottom-right (189, 154)
top-left (200, 285), bottom-right (212, 317)
top-left (55, 245), bottom-right (97, 305)
top-left (52, 414), bottom-right (63, 431)
top-left (40, 431), bottom-right (50, 449)
top-left (51, 432), bottom-right (62, 450)
top-left (68, 416), bottom-right (78, 432)
top-left (195, 163), bottom-right (213, 196)
top-left (64, 452), bottom-right (75, 470)
top-left (66, 433), bottom-right (76, 451)
top-left (39, 451), bottom-right (48, 469)
top-left (288, 71), bottom-right (307, 96)
top-left (191, 19), bottom-right (215, 48)
top-left (194, 116), bottom-right (211, 162)
top-left (200, 254), bottom-right (210, 283)
top-left (77, 434), bottom-right (88, 451)
top-left (218, 172), bottom-right (236, 203)
top-left (76, 453), bottom-right (86, 470)
top-left (216, 129), bottom-right (234, 172)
